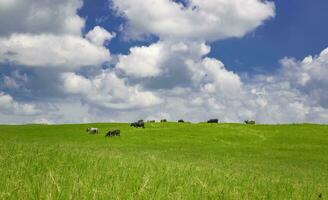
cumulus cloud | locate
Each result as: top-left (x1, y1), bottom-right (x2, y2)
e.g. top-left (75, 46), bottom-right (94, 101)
top-left (0, 0), bottom-right (116, 122)
top-left (0, 71), bottom-right (29, 97)
top-left (277, 48), bottom-right (328, 108)
top-left (0, 0), bottom-right (84, 36)
top-left (0, 92), bottom-right (41, 115)
top-left (33, 118), bottom-right (53, 124)
top-left (117, 40), bottom-right (211, 88)
top-left (117, 42), bottom-right (164, 77)
top-left (113, 0), bottom-right (275, 41)
top-left (61, 71), bottom-right (162, 109)
top-left (187, 57), bottom-right (242, 95)
top-left (0, 0), bottom-right (112, 70)
top-left (0, 33), bottom-right (111, 69)
top-left (1, 0), bottom-right (328, 125)
top-left (104, 43), bottom-right (328, 124)
top-left (56, 30), bottom-right (328, 124)
top-left (86, 26), bottom-right (116, 46)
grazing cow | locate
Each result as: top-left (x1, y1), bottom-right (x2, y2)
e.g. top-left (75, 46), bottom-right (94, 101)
top-left (86, 128), bottom-right (99, 134)
top-left (161, 119), bottom-right (167, 122)
top-left (207, 119), bottom-right (219, 123)
top-left (106, 129), bottom-right (120, 137)
top-left (130, 120), bottom-right (145, 128)
top-left (244, 120), bottom-right (256, 125)
top-left (178, 120), bottom-right (184, 123)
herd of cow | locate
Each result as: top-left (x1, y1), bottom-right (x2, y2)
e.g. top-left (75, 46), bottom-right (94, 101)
top-left (86, 119), bottom-right (256, 137)
top-left (86, 127), bottom-right (120, 137)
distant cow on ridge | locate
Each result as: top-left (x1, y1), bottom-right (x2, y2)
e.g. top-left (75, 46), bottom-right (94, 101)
top-left (106, 129), bottom-right (120, 137)
top-left (86, 128), bottom-right (99, 134)
top-left (131, 120), bottom-right (145, 128)
top-left (178, 120), bottom-right (184, 123)
top-left (207, 119), bottom-right (219, 123)
top-left (244, 120), bottom-right (256, 125)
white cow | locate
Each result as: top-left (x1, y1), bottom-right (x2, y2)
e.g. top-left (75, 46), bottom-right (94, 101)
top-left (86, 128), bottom-right (99, 134)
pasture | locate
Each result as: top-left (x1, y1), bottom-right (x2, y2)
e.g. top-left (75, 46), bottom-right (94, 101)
top-left (0, 123), bottom-right (327, 199)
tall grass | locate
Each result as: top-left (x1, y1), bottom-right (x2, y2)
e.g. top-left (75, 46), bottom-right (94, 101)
top-left (0, 123), bottom-right (327, 199)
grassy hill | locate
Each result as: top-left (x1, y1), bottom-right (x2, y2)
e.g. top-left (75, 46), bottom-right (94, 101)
top-left (0, 123), bottom-right (327, 199)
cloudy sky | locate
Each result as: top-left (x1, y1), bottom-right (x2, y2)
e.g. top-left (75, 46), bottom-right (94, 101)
top-left (0, 0), bottom-right (328, 124)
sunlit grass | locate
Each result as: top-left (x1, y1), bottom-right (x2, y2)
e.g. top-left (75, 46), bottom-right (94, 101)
top-left (0, 123), bottom-right (327, 199)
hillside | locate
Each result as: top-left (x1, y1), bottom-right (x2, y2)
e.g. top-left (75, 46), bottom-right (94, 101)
top-left (0, 123), bottom-right (327, 199)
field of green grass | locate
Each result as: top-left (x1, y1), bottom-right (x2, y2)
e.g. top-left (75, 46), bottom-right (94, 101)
top-left (0, 123), bottom-right (327, 199)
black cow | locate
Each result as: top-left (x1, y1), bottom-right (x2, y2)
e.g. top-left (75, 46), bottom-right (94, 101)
top-left (244, 120), bottom-right (256, 125)
top-left (161, 119), bottom-right (167, 122)
top-left (147, 120), bottom-right (156, 123)
top-left (178, 120), bottom-right (184, 123)
top-left (130, 120), bottom-right (145, 128)
top-left (106, 129), bottom-right (120, 137)
top-left (207, 119), bottom-right (219, 123)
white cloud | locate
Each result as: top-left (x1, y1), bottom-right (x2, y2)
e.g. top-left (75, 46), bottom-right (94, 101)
top-left (187, 57), bottom-right (242, 96)
top-left (1, 70), bottom-right (28, 90)
top-left (1, 0), bottom-right (328, 125)
top-left (62, 73), bottom-right (92, 94)
top-left (113, 0), bottom-right (275, 41)
top-left (61, 71), bottom-right (163, 109)
top-left (86, 26), bottom-right (116, 46)
top-left (116, 40), bottom-right (210, 80)
top-left (0, 33), bottom-right (111, 69)
top-left (0, 92), bottom-right (41, 115)
top-left (33, 118), bottom-right (53, 124)
top-left (109, 45), bottom-right (328, 124)
top-left (0, 0), bottom-right (113, 70)
top-left (3, 76), bottom-right (20, 89)
top-left (116, 42), bottom-right (164, 77)
top-left (277, 47), bottom-right (328, 108)
top-left (0, 0), bottom-right (84, 36)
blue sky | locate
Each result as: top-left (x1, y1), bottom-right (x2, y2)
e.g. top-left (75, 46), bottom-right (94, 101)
top-left (0, 0), bottom-right (328, 124)
top-left (210, 0), bottom-right (328, 73)
top-left (79, 0), bottom-right (328, 73)
top-left (79, 0), bottom-right (159, 54)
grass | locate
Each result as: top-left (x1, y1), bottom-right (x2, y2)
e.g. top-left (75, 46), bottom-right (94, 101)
top-left (0, 122), bottom-right (327, 199)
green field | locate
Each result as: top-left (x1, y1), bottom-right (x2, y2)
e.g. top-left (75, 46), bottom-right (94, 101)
top-left (0, 123), bottom-right (327, 199)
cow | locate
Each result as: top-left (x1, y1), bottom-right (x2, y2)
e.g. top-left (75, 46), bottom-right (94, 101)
top-left (161, 119), bottom-right (167, 122)
top-left (178, 119), bottom-right (184, 123)
top-left (106, 129), bottom-right (120, 137)
top-left (86, 128), bottom-right (99, 134)
top-left (244, 120), bottom-right (256, 125)
top-left (147, 120), bottom-right (156, 123)
top-left (130, 120), bottom-right (145, 128)
top-left (207, 119), bottom-right (219, 123)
